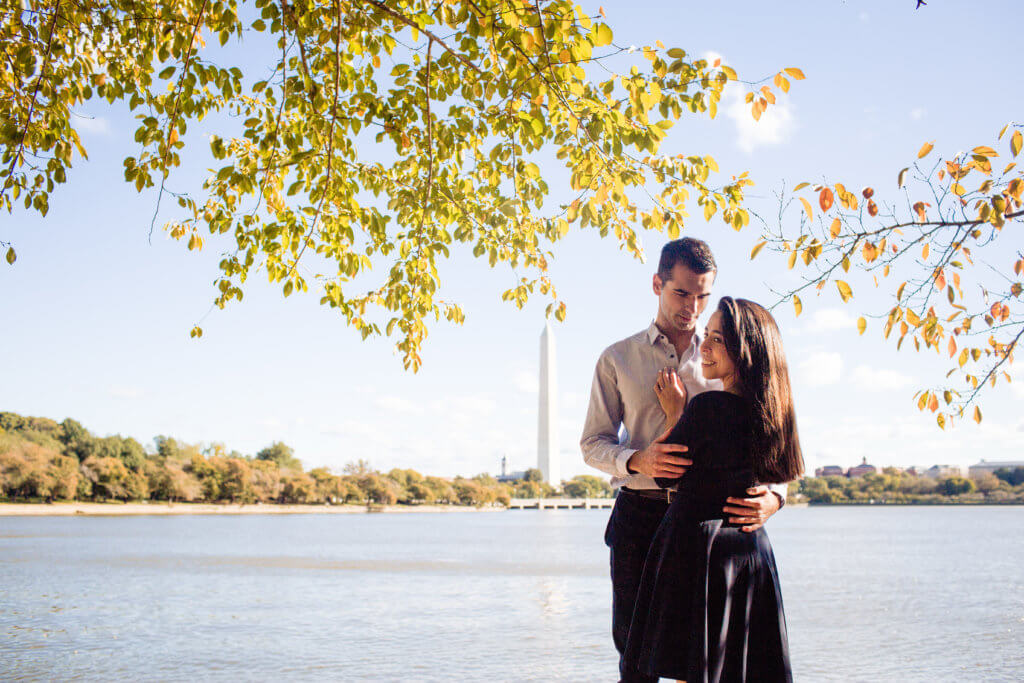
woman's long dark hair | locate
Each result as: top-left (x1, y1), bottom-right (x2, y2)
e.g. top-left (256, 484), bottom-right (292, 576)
top-left (717, 297), bottom-right (804, 483)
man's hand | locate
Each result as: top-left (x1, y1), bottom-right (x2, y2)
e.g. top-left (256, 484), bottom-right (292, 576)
top-left (724, 485), bottom-right (781, 532)
top-left (626, 425), bottom-right (691, 479)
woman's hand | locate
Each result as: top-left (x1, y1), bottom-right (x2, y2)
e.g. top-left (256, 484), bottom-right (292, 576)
top-left (654, 367), bottom-right (687, 426)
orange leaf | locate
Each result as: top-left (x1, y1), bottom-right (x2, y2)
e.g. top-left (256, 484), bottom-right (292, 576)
top-left (948, 336), bottom-right (956, 358)
top-left (784, 67), bottom-right (805, 80)
top-left (829, 218), bottom-right (841, 238)
top-left (819, 187), bottom-right (834, 212)
top-left (917, 141), bottom-right (934, 159)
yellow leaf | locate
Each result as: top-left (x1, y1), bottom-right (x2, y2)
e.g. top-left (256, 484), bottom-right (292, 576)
top-left (857, 317), bottom-right (866, 335)
top-left (787, 250), bottom-right (797, 269)
top-left (897, 167), bottom-right (909, 188)
top-left (750, 240), bottom-right (767, 259)
top-left (974, 406), bottom-right (982, 424)
top-left (793, 182), bottom-right (810, 191)
top-left (799, 196), bottom-right (813, 220)
top-left (793, 295), bottom-right (802, 316)
top-left (917, 141), bottom-right (934, 159)
top-left (922, 243), bottom-right (930, 259)
top-left (1012, 130), bottom-right (1022, 158)
top-left (784, 67), bottom-right (805, 80)
top-left (972, 145), bottom-right (998, 158)
top-left (829, 218), bottom-right (841, 238)
top-left (836, 280), bottom-right (852, 302)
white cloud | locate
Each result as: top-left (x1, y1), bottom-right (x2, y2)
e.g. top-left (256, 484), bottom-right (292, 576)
top-left (704, 51), bottom-right (795, 154)
top-left (375, 394), bottom-right (424, 415)
top-left (806, 308), bottom-right (857, 332)
top-left (910, 107), bottom-right (927, 121)
top-left (798, 351), bottom-right (843, 386)
top-left (108, 384), bottom-right (144, 400)
top-left (513, 369), bottom-right (538, 394)
top-left (73, 114), bottom-right (111, 136)
top-left (858, 11), bottom-right (870, 23)
top-left (850, 364), bottom-right (913, 391)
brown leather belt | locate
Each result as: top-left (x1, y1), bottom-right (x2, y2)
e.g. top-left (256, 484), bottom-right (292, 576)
top-left (621, 487), bottom-right (674, 503)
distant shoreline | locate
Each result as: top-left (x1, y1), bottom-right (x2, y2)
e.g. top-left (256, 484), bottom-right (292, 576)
top-left (0, 501), bottom-right (506, 516)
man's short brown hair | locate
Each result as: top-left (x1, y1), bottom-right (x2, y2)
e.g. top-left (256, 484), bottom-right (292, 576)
top-left (657, 237), bottom-right (716, 282)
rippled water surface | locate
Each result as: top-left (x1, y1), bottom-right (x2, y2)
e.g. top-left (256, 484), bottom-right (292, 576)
top-left (2, 506), bottom-right (1022, 681)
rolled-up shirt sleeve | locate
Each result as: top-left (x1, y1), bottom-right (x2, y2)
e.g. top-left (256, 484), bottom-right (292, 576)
top-left (768, 481), bottom-right (789, 506)
top-left (580, 352), bottom-right (635, 478)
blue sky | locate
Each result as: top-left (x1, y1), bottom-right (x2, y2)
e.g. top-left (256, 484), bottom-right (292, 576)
top-left (3, 1), bottom-right (1022, 479)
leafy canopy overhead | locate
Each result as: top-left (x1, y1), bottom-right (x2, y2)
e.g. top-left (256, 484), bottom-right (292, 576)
top-left (1, 0), bottom-right (796, 369)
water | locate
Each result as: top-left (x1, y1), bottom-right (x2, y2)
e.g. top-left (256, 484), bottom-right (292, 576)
top-left (1, 506), bottom-right (1022, 681)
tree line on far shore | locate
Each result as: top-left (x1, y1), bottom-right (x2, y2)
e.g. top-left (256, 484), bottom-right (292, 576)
top-left (0, 412), bottom-right (611, 506)
top-left (793, 468), bottom-right (1024, 505)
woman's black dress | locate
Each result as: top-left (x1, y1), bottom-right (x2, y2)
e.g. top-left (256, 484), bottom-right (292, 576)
top-left (623, 391), bottom-right (792, 683)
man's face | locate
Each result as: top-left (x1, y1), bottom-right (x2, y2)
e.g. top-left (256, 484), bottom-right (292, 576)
top-left (653, 263), bottom-right (715, 336)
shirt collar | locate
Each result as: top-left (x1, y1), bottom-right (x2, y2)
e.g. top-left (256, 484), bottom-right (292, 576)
top-left (645, 321), bottom-right (703, 349)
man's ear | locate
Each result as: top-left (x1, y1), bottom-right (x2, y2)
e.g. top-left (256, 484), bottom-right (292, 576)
top-left (652, 272), bottom-right (663, 295)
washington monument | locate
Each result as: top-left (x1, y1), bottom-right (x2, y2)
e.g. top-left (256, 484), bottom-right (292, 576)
top-left (538, 320), bottom-right (559, 486)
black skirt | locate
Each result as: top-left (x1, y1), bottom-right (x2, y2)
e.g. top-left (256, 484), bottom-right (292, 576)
top-left (623, 506), bottom-right (792, 683)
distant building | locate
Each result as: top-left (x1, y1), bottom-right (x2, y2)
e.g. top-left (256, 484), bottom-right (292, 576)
top-left (847, 458), bottom-right (877, 478)
top-left (815, 465), bottom-right (845, 477)
top-left (922, 464), bottom-right (966, 479)
top-left (968, 460), bottom-right (1024, 478)
top-left (496, 455), bottom-right (527, 482)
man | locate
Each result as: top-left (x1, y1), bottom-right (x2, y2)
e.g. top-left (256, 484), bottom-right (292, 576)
top-left (580, 237), bottom-right (787, 683)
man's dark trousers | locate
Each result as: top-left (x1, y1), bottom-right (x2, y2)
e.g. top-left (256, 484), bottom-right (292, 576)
top-left (605, 489), bottom-right (670, 683)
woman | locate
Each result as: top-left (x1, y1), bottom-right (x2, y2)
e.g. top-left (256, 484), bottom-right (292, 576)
top-left (623, 297), bottom-right (803, 683)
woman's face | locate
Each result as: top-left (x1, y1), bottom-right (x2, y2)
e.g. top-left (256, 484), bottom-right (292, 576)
top-left (700, 310), bottom-right (738, 390)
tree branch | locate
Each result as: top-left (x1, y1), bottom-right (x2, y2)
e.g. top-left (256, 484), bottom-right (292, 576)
top-left (1, 0), bottom-right (61, 211)
top-left (361, 0), bottom-right (482, 74)
top-left (149, 0), bottom-right (208, 243)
